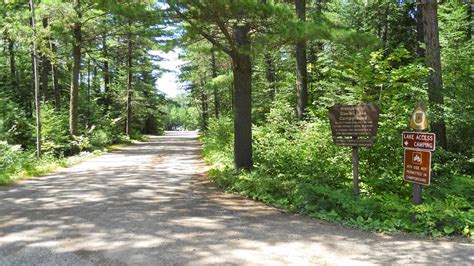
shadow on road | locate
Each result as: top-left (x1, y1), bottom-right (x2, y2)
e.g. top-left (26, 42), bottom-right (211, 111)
top-left (0, 131), bottom-right (472, 265)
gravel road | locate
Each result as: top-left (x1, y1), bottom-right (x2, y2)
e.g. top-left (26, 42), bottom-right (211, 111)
top-left (0, 131), bottom-right (472, 265)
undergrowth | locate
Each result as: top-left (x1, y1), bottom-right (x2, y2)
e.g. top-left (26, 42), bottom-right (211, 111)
top-left (201, 117), bottom-right (473, 240)
top-left (0, 137), bottom-right (141, 186)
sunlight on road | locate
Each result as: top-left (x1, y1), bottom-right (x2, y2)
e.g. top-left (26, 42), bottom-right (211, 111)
top-left (0, 131), bottom-right (472, 265)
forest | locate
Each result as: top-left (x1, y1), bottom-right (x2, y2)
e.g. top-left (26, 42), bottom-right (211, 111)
top-left (0, 0), bottom-right (473, 238)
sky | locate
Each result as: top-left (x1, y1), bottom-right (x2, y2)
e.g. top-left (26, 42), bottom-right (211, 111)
top-left (151, 49), bottom-right (185, 98)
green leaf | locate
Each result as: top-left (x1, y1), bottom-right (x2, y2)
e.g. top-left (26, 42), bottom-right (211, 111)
top-left (443, 226), bottom-right (455, 234)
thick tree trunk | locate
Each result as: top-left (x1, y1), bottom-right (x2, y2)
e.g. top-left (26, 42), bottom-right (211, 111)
top-left (126, 30), bottom-right (132, 136)
top-left (50, 41), bottom-right (60, 111)
top-left (211, 50), bottom-right (219, 118)
top-left (295, 0), bottom-right (307, 120)
top-left (41, 18), bottom-right (49, 101)
top-left (231, 24), bottom-right (253, 171)
top-left (69, 0), bottom-right (82, 136)
top-left (421, 0), bottom-right (447, 149)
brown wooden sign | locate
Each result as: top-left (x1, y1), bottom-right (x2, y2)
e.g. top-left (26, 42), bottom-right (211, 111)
top-left (404, 149), bottom-right (431, 185)
top-left (402, 132), bottom-right (436, 151)
top-left (329, 104), bottom-right (380, 147)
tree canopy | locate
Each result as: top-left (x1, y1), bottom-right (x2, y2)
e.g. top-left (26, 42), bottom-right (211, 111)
top-left (0, 0), bottom-right (472, 238)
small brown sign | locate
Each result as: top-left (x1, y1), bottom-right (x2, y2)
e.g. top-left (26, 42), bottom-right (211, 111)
top-left (329, 104), bottom-right (380, 147)
top-left (402, 132), bottom-right (436, 151)
top-left (404, 149), bottom-right (431, 185)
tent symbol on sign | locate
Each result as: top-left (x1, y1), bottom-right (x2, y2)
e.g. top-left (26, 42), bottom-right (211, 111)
top-left (412, 152), bottom-right (423, 165)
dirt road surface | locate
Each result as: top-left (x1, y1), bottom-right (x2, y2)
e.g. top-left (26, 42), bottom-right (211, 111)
top-left (1, 131), bottom-right (472, 265)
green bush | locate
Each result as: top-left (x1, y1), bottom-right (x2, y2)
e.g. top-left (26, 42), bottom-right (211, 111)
top-left (41, 104), bottom-right (71, 156)
top-left (202, 111), bottom-right (473, 238)
top-left (0, 141), bottom-right (25, 185)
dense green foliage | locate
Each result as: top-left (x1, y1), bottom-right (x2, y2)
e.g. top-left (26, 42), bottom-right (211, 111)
top-left (0, 0), bottom-right (472, 239)
top-left (164, 94), bottom-right (199, 130)
top-left (0, 1), bottom-right (168, 184)
top-left (175, 0), bottom-right (473, 238)
top-left (202, 116), bottom-right (472, 238)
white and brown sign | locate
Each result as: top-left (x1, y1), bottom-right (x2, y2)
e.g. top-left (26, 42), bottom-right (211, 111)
top-left (329, 104), bottom-right (380, 147)
top-left (403, 149), bottom-right (431, 185)
top-left (402, 132), bottom-right (436, 151)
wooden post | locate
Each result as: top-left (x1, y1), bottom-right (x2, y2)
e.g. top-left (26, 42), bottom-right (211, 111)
top-left (412, 183), bottom-right (423, 205)
top-left (413, 127), bottom-right (423, 206)
top-left (411, 127), bottom-right (423, 222)
top-left (352, 146), bottom-right (359, 196)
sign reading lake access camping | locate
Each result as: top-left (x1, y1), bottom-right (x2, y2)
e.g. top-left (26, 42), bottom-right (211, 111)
top-left (402, 132), bottom-right (436, 151)
top-left (329, 104), bottom-right (380, 147)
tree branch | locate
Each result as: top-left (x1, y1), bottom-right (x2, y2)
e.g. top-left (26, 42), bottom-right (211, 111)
top-left (169, 5), bottom-right (232, 55)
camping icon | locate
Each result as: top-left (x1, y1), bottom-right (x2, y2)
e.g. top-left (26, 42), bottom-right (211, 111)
top-left (412, 152), bottom-right (423, 165)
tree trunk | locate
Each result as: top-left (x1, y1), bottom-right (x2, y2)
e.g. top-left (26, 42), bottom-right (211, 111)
top-left (50, 41), bottom-right (60, 111)
top-left (421, 0), bottom-right (447, 149)
top-left (126, 29), bottom-right (132, 136)
top-left (264, 51), bottom-right (276, 100)
top-left (467, 0), bottom-right (472, 39)
top-left (30, 0), bottom-right (41, 157)
top-left (295, 0), bottom-right (307, 120)
top-left (416, 4), bottom-right (425, 57)
top-left (86, 58), bottom-right (91, 127)
top-left (382, 6), bottom-right (389, 49)
top-left (211, 50), bottom-right (219, 118)
top-left (102, 36), bottom-right (110, 110)
top-left (200, 82), bottom-right (209, 131)
top-left (93, 64), bottom-right (99, 94)
top-left (231, 24), bottom-right (253, 171)
top-left (41, 18), bottom-right (50, 101)
top-left (69, 0), bottom-right (82, 136)
top-left (8, 39), bottom-right (18, 96)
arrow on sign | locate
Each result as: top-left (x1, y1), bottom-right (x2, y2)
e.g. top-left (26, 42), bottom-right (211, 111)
top-left (404, 141), bottom-right (409, 146)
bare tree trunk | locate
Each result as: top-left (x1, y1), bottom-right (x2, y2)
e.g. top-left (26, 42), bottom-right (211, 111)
top-left (102, 36), bottom-right (110, 110)
top-left (41, 18), bottom-right (50, 101)
top-left (295, 0), bottom-right (307, 120)
top-left (69, 0), bottom-right (82, 137)
top-left (50, 41), bottom-right (60, 111)
top-left (467, 0), bottom-right (472, 39)
top-left (8, 39), bottom-right (18, 95)
top-left (416, 4), bottom-right (425, 57)
top-left (93, 64), bottom-right (99, 94)
top-left (211, 50), bottom-right (219, 118)
top-left (200, 80), bottom-right (209, 131)
top-left (86, 58), bottom-right (91, 127)
top-left (30, 0), bottom-right (41, 157)
top-left (126, 28), bottom-right (132, 136)
top-left (231, 24), bottom-right (253, 171)
top-left (421, 0), bottom-right (447, 149)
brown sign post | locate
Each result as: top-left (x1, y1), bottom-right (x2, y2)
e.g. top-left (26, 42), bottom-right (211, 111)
top-left (329, 103), bottom-right (380, 196)
top-left (404, 103), bottom-right (435, 211)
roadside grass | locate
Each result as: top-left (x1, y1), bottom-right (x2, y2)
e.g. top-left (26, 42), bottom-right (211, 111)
top-left (200, 118), bottom-right (474, 240)
top-left (0, 137), bottom-right (147, 186)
